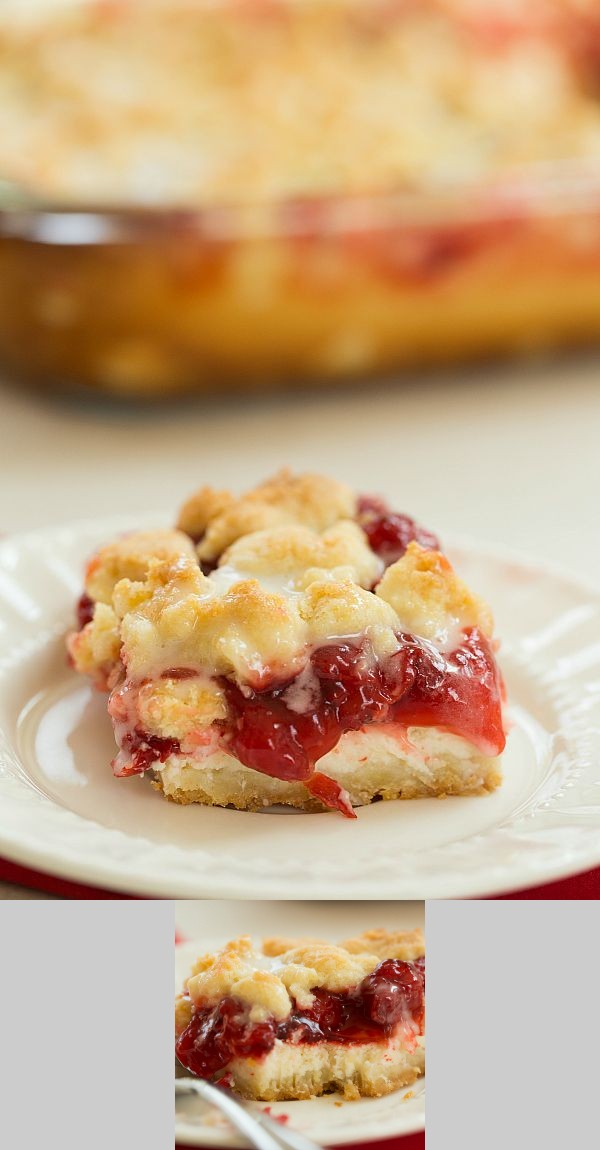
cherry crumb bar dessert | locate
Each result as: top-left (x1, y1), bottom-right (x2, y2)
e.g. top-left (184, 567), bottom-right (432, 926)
top-left (175, 930), bottom-right (425, 1100)
top-left (67, 471), bottom-right (506, 817)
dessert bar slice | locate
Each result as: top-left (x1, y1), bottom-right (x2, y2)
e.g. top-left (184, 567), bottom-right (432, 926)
top-left (175, 929), bottom-right (425, 1101)
top-left (67, 470), bottom-right (506, 816)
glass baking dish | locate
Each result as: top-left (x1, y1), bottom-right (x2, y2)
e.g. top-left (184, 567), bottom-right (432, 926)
top-left (1, 173), bottom-right (600, 397)
top-left (1, 0), bottom-right (600, 397)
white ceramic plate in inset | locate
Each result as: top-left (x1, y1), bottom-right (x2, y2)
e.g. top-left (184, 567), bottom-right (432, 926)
top-left (174, 901), bottom-right (425, 1147)
top-left (0, 516), bottom-right (599, 898)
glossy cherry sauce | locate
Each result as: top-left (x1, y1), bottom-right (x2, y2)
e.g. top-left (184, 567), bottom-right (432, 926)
top-left (117, 629), bottom-right (504, 806)
top-left (222, 628), bottom-right (504, 814)
top-left (76, 592), bottom-right (95, 629)
top-left (356, 495), bottom-right (439, 568)
top-left (176, 956), bottom-right (425, 1080)
top-left (117, 730), bottom-right (182, 776)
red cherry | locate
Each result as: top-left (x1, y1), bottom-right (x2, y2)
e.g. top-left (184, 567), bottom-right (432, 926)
top-left (218, 629), bottom-right (504, 815)
top-left (176, 997), bottom-right (277, 1078)
top-left (361, 959), bottom-right (425, 1028)
top-left (356, 494), bottom-right (439, 566)
top-left (115, 730), bottom-right (181, 777)
top-left (76, 592), bottom-right (95, 629)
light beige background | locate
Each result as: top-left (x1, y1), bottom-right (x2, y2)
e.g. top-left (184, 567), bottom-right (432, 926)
top-left (3, 357), bottom-right (599, 575)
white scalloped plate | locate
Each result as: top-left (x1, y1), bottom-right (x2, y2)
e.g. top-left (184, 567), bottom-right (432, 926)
top-left (0, 516), bottom-right (599, 898)
top-left (174, 901), bottom-right (425, 1146)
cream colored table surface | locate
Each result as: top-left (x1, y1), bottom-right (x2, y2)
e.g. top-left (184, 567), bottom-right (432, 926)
top-left (1, 356), bottom-right (598, 897)
top-left (174, 900), bottom-right (425, 941)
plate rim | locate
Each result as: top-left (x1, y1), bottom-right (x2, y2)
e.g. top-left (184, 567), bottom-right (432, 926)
top-left (0, 516), bottom-right (599, 899)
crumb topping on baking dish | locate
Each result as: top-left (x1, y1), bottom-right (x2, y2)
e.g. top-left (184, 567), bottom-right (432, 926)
top-left (0, 1), bottom-right (599, 206)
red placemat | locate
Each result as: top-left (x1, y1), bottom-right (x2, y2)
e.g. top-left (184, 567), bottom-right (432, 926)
top-left (0, 855), bottom-right (598, 899)
top-left (176, 1137), bottom-right (424, 1150)
top-left (492, 867), bottom-right (600, 899)
top-left (0, 858), bottom-right (133, 899)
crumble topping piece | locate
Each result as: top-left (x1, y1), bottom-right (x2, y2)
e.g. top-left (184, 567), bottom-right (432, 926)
top-left (339, 928), bottom-right (426, 962)
top-left (222, 520), bottom-right (382, 591)
top-left (85, 529), bottom-right (196, 604)
top-left (182, 470), bottom-right (355, 562)
top-left (376, 541), bottom-right (494, 642)
top-left (263, 927), bottom-right (426, 963)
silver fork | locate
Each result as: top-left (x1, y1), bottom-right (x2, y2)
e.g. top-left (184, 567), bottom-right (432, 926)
top-left (175, 1078), bottom-right (324, 1150)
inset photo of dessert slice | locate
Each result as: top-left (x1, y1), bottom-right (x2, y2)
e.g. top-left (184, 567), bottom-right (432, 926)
top-left (174, 901), bottom-right (425, 1149)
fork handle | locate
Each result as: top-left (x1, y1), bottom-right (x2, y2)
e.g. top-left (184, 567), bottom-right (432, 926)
top-left (176, 1078), bottom-right (284, 1150)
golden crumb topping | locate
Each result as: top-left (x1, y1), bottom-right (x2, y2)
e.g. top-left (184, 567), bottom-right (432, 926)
top-left (175, 993), bottom-right (194, 1035)
top-left (376, 542), bottom-right (494, 643)
top-left (277, 945), bottom-right (379, 1007)
top-left (136, 676), bottom-right (227, 739)
top-left (185, 471), bottom-right (356, 563)
top-left (181, 929), bottom-right (424, 1021)
top-left (222, 520), bottom-right (381, 591)
top-left (189, 936), bottom-right (254, 977)
top-left (177, 487), bottom-right (236, 543)
top-left (185, 936), bottom-right (292, 1022)
top-left (339, 928), bottom-right (425, 962)
top-left (262, 928), bottom-right (425, 962)
top-left (68, 474), bottom-right (499, 751)
top-left (120, 567), bottom-right (307, 683)
top-left (84, 530), bottom-right (196, 605)
top-left (66, 601), bottom-right (120, 687)
top-left (229, 972), bottom-right (293, 1024)
top-left (300, 578), bottom-right (401, 658)
top-left (262, 936), bottom-right (327, 957)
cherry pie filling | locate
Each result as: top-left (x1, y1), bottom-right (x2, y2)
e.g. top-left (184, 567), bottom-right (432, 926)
top-left (355, 495), bottom-right (440, 569)
top-left (116, 626), bottom-right (505, 816)
top-left (176, 956), bottom-right (425, 1080)
top-left (77, 592), bottom-right (95, 629)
